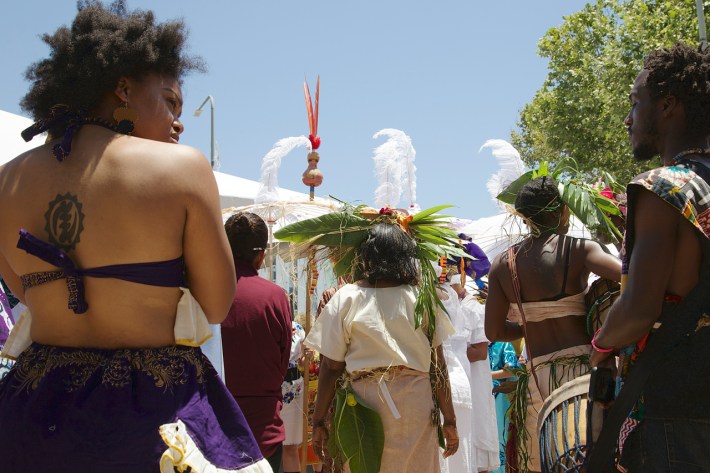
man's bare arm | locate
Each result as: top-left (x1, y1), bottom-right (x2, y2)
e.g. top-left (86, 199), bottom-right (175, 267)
top-left (595, 190), bottom-right (677, 348)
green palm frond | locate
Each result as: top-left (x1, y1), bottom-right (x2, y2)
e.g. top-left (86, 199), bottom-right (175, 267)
top-left (274, 212), bottom-right (370, 247)
top-left (497, 163), bottom-right (625, 243)
top-left (411, 204), bottom-right (453, 222)
top-left (496, 170), bottom-right (537, 204)
top-left (274, 203), bottom-right (468, 335)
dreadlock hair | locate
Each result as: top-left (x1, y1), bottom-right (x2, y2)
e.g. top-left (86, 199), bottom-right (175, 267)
top-left (643, 43), bottom-right (710, 137)
top-left (21, 0), bottom-right (204, 128)
top-left (514, 176), bottom-right (564, 231)
top-left (224, 212), bottom-right (268, 265)
top-left (357, 223), bottom-right (419, 285)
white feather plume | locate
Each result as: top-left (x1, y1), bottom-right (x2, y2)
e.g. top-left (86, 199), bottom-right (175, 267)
top-left (372, 128), bottom-right (415, 209)
top-left (479, 139), bottom-right (526, 210)
top-left (401, 133), bottom-right (417, 207)
top-left (255, 136), bottom-right (311, 204)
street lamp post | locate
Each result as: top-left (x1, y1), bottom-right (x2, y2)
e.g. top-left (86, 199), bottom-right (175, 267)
top-left (194, 95), bottom-right (216, 168)
top-left (697, 0), bottom-right (708, 51)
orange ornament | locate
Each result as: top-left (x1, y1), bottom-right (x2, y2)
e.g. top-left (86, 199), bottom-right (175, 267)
top-left (302, 151), bottom-right (323, 187)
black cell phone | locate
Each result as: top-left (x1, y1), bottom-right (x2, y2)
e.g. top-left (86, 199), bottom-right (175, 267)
top-left (588, 367), bottom-right (615, 403)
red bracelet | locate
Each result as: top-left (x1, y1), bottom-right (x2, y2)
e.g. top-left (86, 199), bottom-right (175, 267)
top-left (592, 328), bottom-right (614, 353)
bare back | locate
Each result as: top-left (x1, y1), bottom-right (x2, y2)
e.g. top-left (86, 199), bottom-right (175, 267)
top-left (486, 234), bottom-right (621, 357)
top-left (0, 126), bottom-right (235, 348)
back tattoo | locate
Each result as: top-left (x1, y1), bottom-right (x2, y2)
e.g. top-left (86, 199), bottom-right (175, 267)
top-left (44, 193), bottom-right (85, 252)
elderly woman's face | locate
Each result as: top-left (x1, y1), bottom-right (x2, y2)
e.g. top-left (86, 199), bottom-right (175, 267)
top-left (121, 74), bottom-right (184, 144)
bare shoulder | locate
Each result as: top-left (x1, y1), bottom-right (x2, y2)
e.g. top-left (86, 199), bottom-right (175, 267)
top-left (135, 141), bottom-right (209, 173)
top-left (117, 140), bottom-right (213, 192)
top-left (575, 237), bottom-right (606, 254)
top-left (0, 144), bottom-right (52, 190)
top-left (489, 251), bottom-right (509, 277)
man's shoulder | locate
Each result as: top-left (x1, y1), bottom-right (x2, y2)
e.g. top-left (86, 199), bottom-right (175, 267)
top-left (629, 164), bottom-right (710, 207)
top-left (629, 163), bottom-right (710, 240)
top-left (630, 162), bottom-right (709, 188)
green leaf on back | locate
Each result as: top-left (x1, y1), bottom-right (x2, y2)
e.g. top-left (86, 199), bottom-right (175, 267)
top-left (333, 248), bottom-right (356, 277)
top-left (329, 387), bottom-right (384, 473)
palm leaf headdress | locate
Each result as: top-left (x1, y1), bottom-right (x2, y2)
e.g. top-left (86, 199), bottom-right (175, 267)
top-left (273, 203), bottom-right (469, 334)
top-left (481, 140), bottom-right (626, 243)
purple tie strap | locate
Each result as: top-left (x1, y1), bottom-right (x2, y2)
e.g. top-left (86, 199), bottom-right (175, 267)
top-left (21, 105), bottom-right (122, 162)
top-left (17, 229), bottom-right (88, 314)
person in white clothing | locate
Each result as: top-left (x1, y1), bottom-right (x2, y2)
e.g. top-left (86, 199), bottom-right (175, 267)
top-left (460, 283), bottom-right (501, 472)
top-left (281, 321), bottom-right (306, 473)
top-left (437, 268), bottom-right (475, 473)
top-left (305, 223), bottom-right (459, 473)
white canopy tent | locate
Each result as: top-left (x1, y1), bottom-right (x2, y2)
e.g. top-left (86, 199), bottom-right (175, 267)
top-left (0, 110), bottom-right (45, 165)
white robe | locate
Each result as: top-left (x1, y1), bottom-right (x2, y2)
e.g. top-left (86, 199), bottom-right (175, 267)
top-left (463, 295), bottom-right (501, 472)
top-left (439, 284), bottom-right (474, 473)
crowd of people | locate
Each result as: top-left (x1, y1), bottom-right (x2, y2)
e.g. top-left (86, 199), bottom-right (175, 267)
top-left (0, 2), bottom-right (709, 473)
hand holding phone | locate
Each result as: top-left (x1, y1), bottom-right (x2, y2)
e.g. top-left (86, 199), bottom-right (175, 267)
top-left (589, 366), bottom-right (615, 403)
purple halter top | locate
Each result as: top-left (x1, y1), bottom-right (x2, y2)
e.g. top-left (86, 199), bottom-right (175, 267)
top-left (17, 230), bottom-right (184, 314)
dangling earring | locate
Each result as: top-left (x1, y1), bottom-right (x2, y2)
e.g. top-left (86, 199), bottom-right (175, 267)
top-left (113, 101), bottom-right (138, 134)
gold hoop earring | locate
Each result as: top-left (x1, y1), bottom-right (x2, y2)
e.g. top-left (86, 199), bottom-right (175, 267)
top-left (113, 102), bottom-right (138, 134)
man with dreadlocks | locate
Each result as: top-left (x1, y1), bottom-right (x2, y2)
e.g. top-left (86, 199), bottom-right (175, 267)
top-left (589, 43), bottom-right (710, 472)
top-left (484, 176), bottom-right (621, 472)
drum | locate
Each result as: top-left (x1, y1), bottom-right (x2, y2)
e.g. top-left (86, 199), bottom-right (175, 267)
top-left (585, 278), bottom-right (620, 337)
top-left (537, 374), bottom-right (603, 473)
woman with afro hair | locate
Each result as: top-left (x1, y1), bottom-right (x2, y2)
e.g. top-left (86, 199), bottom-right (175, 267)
top-left (0, 2), bottom-right (271, 471)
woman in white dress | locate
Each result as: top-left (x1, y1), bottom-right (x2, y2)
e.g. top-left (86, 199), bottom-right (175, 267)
top-left (438, 269), bottom-right (475, 473)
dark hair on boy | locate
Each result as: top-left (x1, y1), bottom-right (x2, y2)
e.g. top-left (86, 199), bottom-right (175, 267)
top-left (514, 176), bottom-right (563, 227)
top-left (357, 223), bottom-right (419, 285)
top-left (224, 212), bottom-right (269, 264)
top-left (21, 0), bottom-right (204, 124)
top-left (644, 43), bottom-right (710, 137)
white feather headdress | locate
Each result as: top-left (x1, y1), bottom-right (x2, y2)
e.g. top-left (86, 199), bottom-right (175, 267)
top-left (255, 136), bottom-right (312, 204)
top-left (479, 139), bottom-right (526, 210)
top-left (372, 128), bottom-right (417, 209)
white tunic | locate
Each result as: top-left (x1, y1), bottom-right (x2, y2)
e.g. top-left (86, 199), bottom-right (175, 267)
top-left (438, 284), bottom-right (475, 473)
top-left (463, 295), bottom-right (501, 472)
top-left (304, 284), bottom-right (453, 374)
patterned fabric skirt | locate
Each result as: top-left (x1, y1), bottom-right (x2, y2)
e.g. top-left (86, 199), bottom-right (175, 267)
top-left (0, 343), bottom-right (272, 473)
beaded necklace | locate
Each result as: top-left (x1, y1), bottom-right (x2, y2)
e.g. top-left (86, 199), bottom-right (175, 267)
top-left (21, 105), bottom-right (125, 162)
top-left (668, 148), bottom-right (710, 166)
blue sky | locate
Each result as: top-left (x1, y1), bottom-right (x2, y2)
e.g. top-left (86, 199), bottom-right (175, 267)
top-left (1, 0), bottom-right (589, 220)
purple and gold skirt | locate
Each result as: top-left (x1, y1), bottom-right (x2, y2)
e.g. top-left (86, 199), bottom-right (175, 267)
top-left (0, 343), bottom-right (272, 472)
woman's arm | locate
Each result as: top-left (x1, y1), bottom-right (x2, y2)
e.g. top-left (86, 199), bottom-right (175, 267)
top-left (180, 151), bottom-right (236, 323)
top-left (583, 239), bottom-right (622, 283)
top-left (484, 256), bottom-right (523, 342)
top-left (466, 341), bottom-right (488, 362)
top-left (311, 355), bottom-right (346, 460)
top-left (491, 367), bottom-right (514, 380)
top-left (433, 345), bottom-right (459, 458)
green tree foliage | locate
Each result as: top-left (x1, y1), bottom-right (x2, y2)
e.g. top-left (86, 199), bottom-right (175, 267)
top-left (512, 0), bottom-right (708, 184)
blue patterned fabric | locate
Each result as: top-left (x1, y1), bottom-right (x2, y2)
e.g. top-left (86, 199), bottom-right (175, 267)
top-left (489, 341), bottom-right (519, 473)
